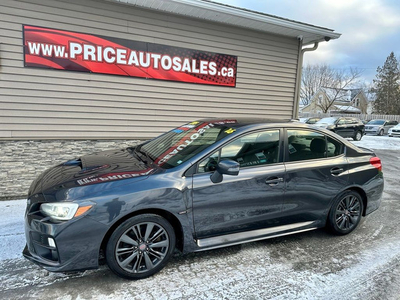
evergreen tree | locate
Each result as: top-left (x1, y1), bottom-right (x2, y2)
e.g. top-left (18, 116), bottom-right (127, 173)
top-left (372, 52), bottom-right (400, 114)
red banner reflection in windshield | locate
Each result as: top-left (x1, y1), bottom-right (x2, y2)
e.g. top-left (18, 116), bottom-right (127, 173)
top-left (155, 122), bottom-right (214, 166)
top-left (154, 119), bottom-right (238, 166)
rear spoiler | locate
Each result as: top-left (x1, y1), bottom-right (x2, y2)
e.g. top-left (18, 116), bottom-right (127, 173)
top-left (357, 146), bottom-right (374, 153)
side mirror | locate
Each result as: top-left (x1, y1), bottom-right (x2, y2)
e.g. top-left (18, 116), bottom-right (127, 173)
top-left (210, 159), bottom-right (240, 183)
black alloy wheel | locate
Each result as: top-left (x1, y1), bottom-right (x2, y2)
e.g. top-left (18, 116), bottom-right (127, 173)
top-left (106, 214), bottom-right (176, 279)
top-left (353, 131), bottom-right (363, 141)
top-left (327, 190), bottom-right (363, 235)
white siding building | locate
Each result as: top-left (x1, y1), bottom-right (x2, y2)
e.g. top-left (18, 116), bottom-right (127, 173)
top-left (0, 0), bottom-right (340, 198)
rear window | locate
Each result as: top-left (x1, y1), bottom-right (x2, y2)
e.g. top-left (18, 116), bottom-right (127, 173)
top-left (287, 129), bottom-right (344, 162)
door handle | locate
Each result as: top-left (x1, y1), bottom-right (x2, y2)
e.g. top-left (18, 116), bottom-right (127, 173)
top-left (330, 167), bottom-right (344, 175)
top-left (265, 177), bottom-right (283, 186)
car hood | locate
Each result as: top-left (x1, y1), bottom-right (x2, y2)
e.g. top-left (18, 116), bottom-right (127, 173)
top-left (28, 148), bottom-right (156, 198)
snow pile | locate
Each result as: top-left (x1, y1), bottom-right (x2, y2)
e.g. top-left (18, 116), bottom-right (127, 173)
top-left (352, 135), bottom-right (400, 150)
top-left (0, 200), bottom-right (25, 260)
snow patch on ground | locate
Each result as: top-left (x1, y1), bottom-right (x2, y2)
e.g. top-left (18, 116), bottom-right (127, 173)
top-left (289, 237), bottom-right (400, 299)
top-left (351, 135), bottom-right (400, 150)
top-left (0, 200), bottom-right (26, 260)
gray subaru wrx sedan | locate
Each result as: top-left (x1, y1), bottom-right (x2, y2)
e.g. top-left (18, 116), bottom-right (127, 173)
top-left (23, 118), bottom-right (384, 279)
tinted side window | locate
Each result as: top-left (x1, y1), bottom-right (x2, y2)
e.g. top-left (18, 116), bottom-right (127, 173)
top-left (327, 137), bottom-right (344, 157)
top-left (287, 130), bottom-right (326, 162)
top-left (198, 130), bottom-right (280, 173)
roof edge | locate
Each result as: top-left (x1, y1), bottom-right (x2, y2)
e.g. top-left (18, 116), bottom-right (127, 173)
top-left (109, 0), bottom-right (341, 44)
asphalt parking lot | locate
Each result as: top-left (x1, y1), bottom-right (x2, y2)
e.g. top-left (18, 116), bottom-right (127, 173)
top-left (1, 136), bottom-right (399, 300)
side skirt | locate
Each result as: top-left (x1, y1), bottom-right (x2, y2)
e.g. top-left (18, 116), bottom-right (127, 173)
top-left (195, 221), bottom-right (318, 252)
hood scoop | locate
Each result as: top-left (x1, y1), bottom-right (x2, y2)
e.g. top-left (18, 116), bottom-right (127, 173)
top-left (63, 158), bottom-right (82, 167)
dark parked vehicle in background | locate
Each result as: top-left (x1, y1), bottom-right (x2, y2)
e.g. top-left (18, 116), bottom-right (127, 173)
top-left (23, 119), bottom-right (384, 279)
top-left (365, 119), bottom-right (398, 136)
top-left (314, 117), bottom-right (365, 141)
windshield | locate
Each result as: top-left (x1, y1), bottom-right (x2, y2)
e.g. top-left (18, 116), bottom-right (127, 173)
top-left (140, 120), bottom-right (238, 169)
top-left (367, 120), bottom-right (385, 125)
top-left (316, 117), bottom-right (337, 125)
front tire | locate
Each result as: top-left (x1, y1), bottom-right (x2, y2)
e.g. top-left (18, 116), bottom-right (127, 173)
top-left (353, 131), bottom-right (363, 141)
top-left (106, 214), bottom-right (176, 279)
top-left (327, 190), bottom-right (363, 235)
top-left (378, 129), bottom-right (384, 136)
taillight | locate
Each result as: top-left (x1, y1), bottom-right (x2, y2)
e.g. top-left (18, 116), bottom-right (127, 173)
top-left (370, 157), bottom-right (382, 172)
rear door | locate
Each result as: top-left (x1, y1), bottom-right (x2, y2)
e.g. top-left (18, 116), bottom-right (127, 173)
top-left (283, 129), bottom-right (349, 226)
top-left (349, 118), bottom-right (363, 137)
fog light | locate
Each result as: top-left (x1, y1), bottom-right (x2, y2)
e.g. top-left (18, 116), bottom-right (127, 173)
top-left (48, 237), bottom-right (56, 248)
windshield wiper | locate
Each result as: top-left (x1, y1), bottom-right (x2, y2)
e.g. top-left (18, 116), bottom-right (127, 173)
top-left (127, 146), bottom-right (146, 164)
top-left (133, 145), bottom-right (155, 166)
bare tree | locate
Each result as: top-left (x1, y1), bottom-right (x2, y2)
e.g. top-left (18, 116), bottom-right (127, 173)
top-left (301, 64), bottom-right (363, 113)
top-left (300, 64), bottom-right (335, 105)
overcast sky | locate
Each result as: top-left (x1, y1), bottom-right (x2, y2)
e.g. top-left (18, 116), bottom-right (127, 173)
top-left (214, 0), bottom-right (400, 85)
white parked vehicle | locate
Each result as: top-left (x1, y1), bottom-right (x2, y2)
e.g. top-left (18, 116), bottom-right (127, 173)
top-left (388, 123), bottom-right (400, 137)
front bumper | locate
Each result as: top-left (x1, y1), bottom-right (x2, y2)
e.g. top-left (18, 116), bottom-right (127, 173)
top-left (389, 131), bottom-right (400, 137)
top-left (23, 209), bottom-right (109, 272)
top-left (365, 128), bottom-right (380, 135)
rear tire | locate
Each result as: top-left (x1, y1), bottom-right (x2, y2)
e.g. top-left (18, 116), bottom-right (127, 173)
top-left (353, 131), bottom-right (362, 141)
top-left (106, 214), bottom-right (176, 279)
top-left (327, 190), bottom-right (363, 235)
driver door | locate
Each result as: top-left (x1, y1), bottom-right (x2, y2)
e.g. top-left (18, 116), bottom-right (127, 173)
top-left (191, 129), bottom-right (286, 239)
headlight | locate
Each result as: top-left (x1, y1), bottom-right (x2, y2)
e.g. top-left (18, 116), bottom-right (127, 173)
top-left (40, 202), bottom-right (92, 221)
